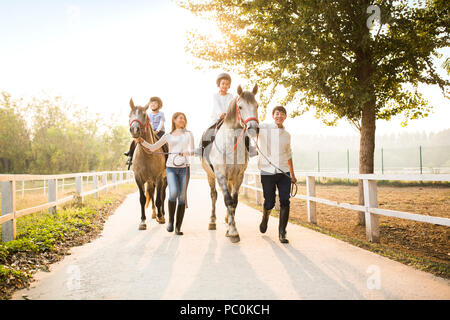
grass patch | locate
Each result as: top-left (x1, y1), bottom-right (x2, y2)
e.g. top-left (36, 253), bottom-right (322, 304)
top-left (0, 183), bottom-right (137, 300)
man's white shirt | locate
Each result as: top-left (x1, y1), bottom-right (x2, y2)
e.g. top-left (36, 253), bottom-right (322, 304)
top-left (257, 122), bottom-right (293, 174)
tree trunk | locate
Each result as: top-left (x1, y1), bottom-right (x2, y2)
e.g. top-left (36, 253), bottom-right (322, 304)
top-left (357, 97), bottom-right (376, 225)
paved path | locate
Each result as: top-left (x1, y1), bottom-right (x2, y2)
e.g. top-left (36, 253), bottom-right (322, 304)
top-left (13, 179), bottom-right (450, 300)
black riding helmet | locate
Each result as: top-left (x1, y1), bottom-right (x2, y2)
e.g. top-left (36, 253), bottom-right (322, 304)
top-left (216, 73), bottom-right (232, 87)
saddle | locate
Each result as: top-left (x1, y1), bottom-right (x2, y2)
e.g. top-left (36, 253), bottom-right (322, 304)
top-left (201, 120), bottom-right (250, 170)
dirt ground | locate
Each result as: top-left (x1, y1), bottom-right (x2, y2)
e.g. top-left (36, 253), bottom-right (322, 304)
top-left (244, 183), bottom-right (450, 277)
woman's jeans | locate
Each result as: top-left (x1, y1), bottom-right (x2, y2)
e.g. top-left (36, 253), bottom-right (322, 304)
top-left (166, 166), bottom-right (190, 205)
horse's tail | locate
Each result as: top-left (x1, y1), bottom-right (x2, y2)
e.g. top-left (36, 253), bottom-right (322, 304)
top-left (145, 182), bottom-right (151, 208)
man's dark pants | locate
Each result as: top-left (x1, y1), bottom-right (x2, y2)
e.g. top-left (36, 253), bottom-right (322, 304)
top-left (260, 171), bottom-right (291, 210)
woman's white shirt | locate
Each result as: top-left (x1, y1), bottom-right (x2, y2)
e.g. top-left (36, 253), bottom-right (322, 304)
top-left (140, 130), bottom-right (195, 168)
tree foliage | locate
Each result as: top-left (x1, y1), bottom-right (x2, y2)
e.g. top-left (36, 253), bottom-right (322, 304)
top-left (179, 0), bottom-right (449, 126)
top-left (179, 0), bottom-right (449, 225)
top-left (0, 91), bottom-right (130, 174)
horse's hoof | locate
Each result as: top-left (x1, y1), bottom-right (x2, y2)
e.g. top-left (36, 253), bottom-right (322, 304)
top-left (225, 230), bottom-right (230, 237)
top-left (139, 223), bottom-right (147, 230)
top-left (156, 216), bottom-right (165, 224)
top-left (152, 212), bottom-right (157, 219)
top-left (208, 223), bottom-right (216, 230)
top-left (229, 235), bottom-right (240, 243)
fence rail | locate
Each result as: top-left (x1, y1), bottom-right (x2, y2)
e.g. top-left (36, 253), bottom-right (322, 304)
top-left (241, 171), bottom-right (450, 243)
top-left (0, 170), bottom-right (135, 242)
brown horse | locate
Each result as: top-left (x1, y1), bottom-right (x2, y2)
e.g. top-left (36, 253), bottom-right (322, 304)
top-left (128, 98), bottom-right (167, 230)
top-left (201, 85), bottom-right (259, 243)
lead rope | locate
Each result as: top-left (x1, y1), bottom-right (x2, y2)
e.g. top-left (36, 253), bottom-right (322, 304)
top-left (249, 135), bottom-right (298, 198)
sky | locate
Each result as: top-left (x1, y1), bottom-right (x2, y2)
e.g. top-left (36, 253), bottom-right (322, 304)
top-left (0, 0), bottom-right (449, 141)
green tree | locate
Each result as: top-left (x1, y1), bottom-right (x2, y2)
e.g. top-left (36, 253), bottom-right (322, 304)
top-left (179, 0), bottom-right (449, 225)
top-left (0, 92), bottom-right (32, 173)
top-left (98, 125), bottom-right (131, 171)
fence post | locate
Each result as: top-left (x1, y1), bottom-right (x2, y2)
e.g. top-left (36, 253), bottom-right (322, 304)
top-left (102, 173), bottom-right (107, 193)
top-left (1, 180), bottom-right (16, 242)
top-left (43, 179), bottom-right (46, 196)
top-left (381, 148), bottom-right (384, 174)
top-left (75, 175), bottom-right (83, 205)
top-left (347, 149), bottom-right (350, 174)
top-left (306, 176), bottom-right (317, 224)
top-left (112, 173), bottom-right (117, 189)
top-left (363, 179), bottom-right (379, 243)
top-left (93, 174), bottom-right (99, 199)
top-left (62, 178), bottom-right (65, 193)
top-left (48, 179), bottom-right (57, 214)
top-left (317, 151), bottom-right (320, 172)
top-left (419, 145), bottom-right (423, 174)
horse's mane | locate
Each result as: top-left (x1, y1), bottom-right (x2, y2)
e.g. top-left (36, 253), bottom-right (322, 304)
top-left (224, 97), bottom-right (238, 123)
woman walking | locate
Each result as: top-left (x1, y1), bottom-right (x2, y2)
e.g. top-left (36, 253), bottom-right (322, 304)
top-left (137, 112), bottom-right (194, 235)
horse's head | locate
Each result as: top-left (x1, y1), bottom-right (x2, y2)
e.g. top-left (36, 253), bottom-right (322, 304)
top-left (128, 98), bottom-right (150, 139)
top-left (236, 84), bottom-right (259, 138)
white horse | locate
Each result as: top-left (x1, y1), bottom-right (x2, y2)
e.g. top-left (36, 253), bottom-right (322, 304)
top-left (201, 85), bottom-right (259, 243)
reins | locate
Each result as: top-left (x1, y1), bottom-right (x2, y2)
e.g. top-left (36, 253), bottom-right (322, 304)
top-left (248, 135), bottom-right (298, 198)
top-left (212, 97), bottom-right (259, 155)
top-left (210, 98), bottom-right (297, 198)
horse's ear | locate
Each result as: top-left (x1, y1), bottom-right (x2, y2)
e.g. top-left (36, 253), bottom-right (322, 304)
top-left (129, 98), bottom-right (136, 110)
top-left (252, 84), bottom-right (258, 95)
top-left (237, 85), bottom-right (243, 96)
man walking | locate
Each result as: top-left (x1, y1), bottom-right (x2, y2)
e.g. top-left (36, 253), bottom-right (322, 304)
top-left (257, 106), bottom-right (297, 243)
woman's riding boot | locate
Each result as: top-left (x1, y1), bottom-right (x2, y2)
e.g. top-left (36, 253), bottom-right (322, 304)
top-left (175, 204), bottom-right (186, 235)
top-left (167, 200), bottom-right (177, 232)
top-left (279, 206), bottom-right (290, 244)
top-left (259, 209), bottom-right (271, 233)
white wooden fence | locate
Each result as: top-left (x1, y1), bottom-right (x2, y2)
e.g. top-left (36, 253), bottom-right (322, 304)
top-left (0, 170), bottom-right (135, 242)
top-left (241, 172), bottom-right (450, 243)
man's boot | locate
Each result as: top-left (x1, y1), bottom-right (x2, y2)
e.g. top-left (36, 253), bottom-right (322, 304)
top-left (279, 206), bottom-right (290, 244)
top-left (167, 200), bottom-right (176, 232)
top-left (259, 208), bottom-right (271, 233)
top-left (175, 204), bottom-right (186, 235)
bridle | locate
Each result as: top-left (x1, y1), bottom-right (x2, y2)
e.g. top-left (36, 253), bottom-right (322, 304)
top-left (233, 96), bottom-right (259, 151)
top-left (129, 112), bottom-right (151, 136)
